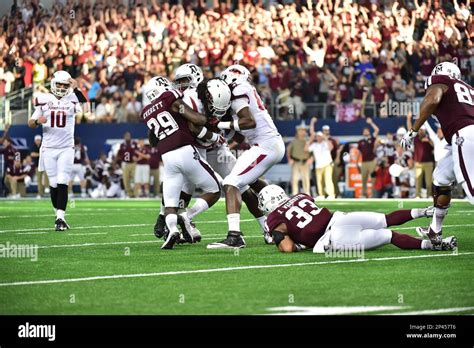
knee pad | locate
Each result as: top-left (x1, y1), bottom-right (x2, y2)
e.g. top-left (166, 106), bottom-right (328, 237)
top-left (433, 184), bottom-right (452, 209)
top-left (222, 175), bottom-right (241, 190)
top-left (57, 173), bottom-right (69, 185)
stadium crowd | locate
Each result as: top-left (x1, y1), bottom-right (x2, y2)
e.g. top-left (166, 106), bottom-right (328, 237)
top-left (0, 0), bottom-right (472, 121)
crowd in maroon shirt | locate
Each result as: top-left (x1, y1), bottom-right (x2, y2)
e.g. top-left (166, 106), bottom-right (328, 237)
top-left (0, 0), bottom-right (471, 121)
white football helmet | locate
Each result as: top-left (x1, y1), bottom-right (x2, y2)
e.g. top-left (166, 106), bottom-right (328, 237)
top-left (220, 64), bottom-right (251, 86)
top-left (144, 76), bottom-right (172, 103)
top-left (431, 62), bottom-right (461, 80)
top-left (174, 63), bottom-right (204, 91)
top-left (258, 185), bottom-right (289, 215)
top-left (206, 79), bottom-right (231, 118)
top-left (51, 70), bottom-right (73, 97)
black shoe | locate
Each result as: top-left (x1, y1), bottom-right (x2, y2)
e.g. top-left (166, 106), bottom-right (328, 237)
top-left (154, 214), bottom-right (168, 239)
top-left (177, 215), bottom-right (194, 244)
top-left (55, 218), bottom-right (70, 231)
top-left (161, 231), bottom-right (180, 250)
top-left (207, 231), bottom-right (246, 249)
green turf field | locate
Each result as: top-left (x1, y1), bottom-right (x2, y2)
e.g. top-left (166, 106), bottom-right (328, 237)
top-left (0, 198), bottom-right (473, 315)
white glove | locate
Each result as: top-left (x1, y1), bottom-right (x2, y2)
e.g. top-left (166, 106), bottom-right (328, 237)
top-left (400, 129), bottom-right (417, 150)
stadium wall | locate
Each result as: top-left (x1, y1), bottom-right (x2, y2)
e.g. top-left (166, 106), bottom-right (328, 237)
top-left (3, 117), bottom-right (438, 160)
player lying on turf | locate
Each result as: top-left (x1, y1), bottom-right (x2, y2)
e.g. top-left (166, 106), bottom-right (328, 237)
top-left (257, 185), bottom-right (457, 253)
top-left (400, 61), bottom-right (474, 247)
top-left (141, 76), bottom-right (223, 249)
top-left (28, 71), bottom-right (87, 231)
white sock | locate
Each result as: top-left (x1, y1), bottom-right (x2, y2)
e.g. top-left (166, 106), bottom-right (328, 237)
top-left (257, 216), bottom-right (267, 234)
top-left (56, 209), bottom-right (65, 220)
top-left (410, 208), bottom-right (423, 219)
top-left (421, 240), bottom-right (432, 250)
top-left (165, 214), bottom-right (179, 233)
top-left (227, 213), bottom-right (240, 232)
top-left (160, 204), bottom-right (165, 215)
top-left (81, 188), bottom-right (86, 194)
top-left (187, 198), bottom-right (209, 220)
top-left (430, 207), bottom-right (447, 233)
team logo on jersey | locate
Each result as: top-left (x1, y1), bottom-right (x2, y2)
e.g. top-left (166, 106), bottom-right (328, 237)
top-left (455, 136), bottom-right (464, 147)
top-left (48, 101), bottom-right (54, 108)
top-left (193, 151), bottom-right (200, 160)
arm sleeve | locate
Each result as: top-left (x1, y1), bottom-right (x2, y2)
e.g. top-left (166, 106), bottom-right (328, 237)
top-left (31, 107), bottom-right (43, 120)
top-left (231, 85), bottom-right (250, 114)
top-left (73, 89), bottom-right (87, 103)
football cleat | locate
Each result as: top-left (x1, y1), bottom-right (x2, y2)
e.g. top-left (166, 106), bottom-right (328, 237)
top-left (154, 214), bottom-right (168, 239)
top-left (207, 231), bottom-right (246, 249)
top-left (177, 214), bottom-right (194, 244)
top-left (263, 231), bottom-right (274, 244)
top-left (161, 230), bottom-right (180, 250)
top-left (55, 218), bottom-right (70, 231)
top-left (416, 226), bottom-right (442, 246)
top-left (415, 226), bottom-right (429, 239)
top-left (440, 236), bottom-right (457, 251)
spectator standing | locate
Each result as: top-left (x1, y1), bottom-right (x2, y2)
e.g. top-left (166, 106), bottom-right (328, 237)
top-left (287, 122), bottom-right (312, 195)
top-left (133, 139), bottom-right (151, 197)
top-left (149, 146), bottom-right (161, 197)
top-left (306, 119), bottom-right (335, 199)
top-left (356, 118), bottom-right (380, 198)
top-left (407, 115), bottom-right (434, 198)
top-left (423, 120), bottom-right (449, 164)
top-left (116, 132), bottom-right (138, 198)
top-left (322, 124), bottom-right (339, 195)
top-left (30, 134), bottom-right (49, 198)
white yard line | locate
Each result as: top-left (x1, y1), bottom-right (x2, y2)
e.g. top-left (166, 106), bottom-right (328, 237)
top-left (388, 307), bottom-right (474, 315)
top-left (0, 219), bottom-right (255, 234)
top-left (15, 232), bottom-right (49, 235)
top-left (0, 252), bottom-right (471, 287)
top-left (2, 222), bottom-right (472, 236)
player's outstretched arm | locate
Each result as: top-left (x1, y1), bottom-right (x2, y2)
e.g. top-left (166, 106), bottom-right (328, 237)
top-left (170, 99), bottom-right (207, 126)
top-left (412, 84), bottom-right (447, 132)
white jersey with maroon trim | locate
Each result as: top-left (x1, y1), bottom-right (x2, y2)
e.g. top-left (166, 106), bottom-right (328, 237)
top-left (31, 92), bottom-right (80, 149)
top-left (230, 81), bottom-right (280, 145)
top-left (182, 88), bottom-right (204, 114)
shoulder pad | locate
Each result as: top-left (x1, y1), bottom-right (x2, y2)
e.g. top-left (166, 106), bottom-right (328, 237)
top-left (425, 75), bottom-right (453, 90)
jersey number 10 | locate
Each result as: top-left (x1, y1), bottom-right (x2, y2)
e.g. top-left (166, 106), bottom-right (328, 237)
top-left (50, 111), bottom-right (66, 128)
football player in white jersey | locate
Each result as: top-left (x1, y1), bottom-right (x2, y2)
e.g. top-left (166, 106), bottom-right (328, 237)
top-left (28, 71), bottom-right (87, 231)
top-left (207, 64), bottom-right (286, 249)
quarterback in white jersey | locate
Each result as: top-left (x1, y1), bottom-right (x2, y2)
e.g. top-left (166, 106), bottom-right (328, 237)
top-left (207, 64), bottom-right (285, 249)
top-left (28, 70), bottom-right (87, 231)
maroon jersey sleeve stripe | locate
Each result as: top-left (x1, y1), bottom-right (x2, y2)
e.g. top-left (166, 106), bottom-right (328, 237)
top-left (239, 155), bottom-right (267, 176)
top-left (189, 97), bottom-right (198, 112)
top-left (198, 159), bottom-right (221, 190)
top-left (231, 93), bottom-right (250, 103)
top-left (237, 154), bottom-right (267, 176)
top-left (456, 132), bottom-right (474, 196)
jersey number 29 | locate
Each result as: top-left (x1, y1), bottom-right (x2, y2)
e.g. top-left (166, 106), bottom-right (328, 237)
top-left (147, 111), bottom-right (179, 140)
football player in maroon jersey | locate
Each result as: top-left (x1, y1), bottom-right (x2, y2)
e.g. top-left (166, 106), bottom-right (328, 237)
top-left (401, 62), bottom-right (474, 246)
top-left (141, 76), bottom-right (224, 249)
top-left (258, 185), bottom-right (457, 253)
